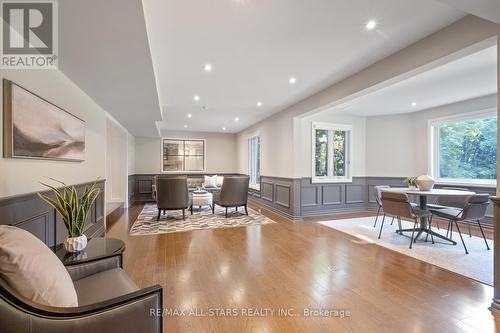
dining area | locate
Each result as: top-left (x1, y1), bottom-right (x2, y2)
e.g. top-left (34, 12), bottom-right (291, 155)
top-left (373, 178), bottom-right (491, 255)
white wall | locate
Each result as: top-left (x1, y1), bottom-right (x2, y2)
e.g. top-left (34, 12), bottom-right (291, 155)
top-left (135, 130), bottom-right (238, 174)
top-left (365, 94), bottom-right (497, 177)
top-left (0, 69), bottom-right (106, 198)
top-left (105, 116), bottom-right (128, 208)
top-left (127, 132), bottom-right (135, 175)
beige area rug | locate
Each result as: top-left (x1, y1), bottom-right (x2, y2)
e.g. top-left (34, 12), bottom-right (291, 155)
top-left (319, 217), bottom-right (493, 285)
top-left (130, 203), bottom-right (275, 236)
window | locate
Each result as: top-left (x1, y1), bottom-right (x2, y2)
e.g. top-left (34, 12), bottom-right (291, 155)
top-left (429, 110), bottom-right (496, 184)
top-left (248, 135), bottom-right (260, 189)
top-left (312, 122), bottom-right (352, 183)
top-left (162, 138), bottom-right (205, 172)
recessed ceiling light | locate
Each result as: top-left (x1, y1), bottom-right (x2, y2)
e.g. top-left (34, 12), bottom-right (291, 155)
top-left (184, 124), bottom-right (188, 128)
top-left (256, 101), bottom-right (262, 107)
top-left (366, 20), bottom-right (377, 30)
top-left (289, 77), bottom-right (296, 85)
top-left (222, 127), bottom-right (226, 131)
top-left (194, 95), bottom-right (200, 101)
top-left (411, 102), bottom-right (417, 107)
top-left (234, 117), bottom-right (239, 122)
top-left (204, 63), bottom-right (212, 72)
top-left (187, 113), bottom-right (192, 118)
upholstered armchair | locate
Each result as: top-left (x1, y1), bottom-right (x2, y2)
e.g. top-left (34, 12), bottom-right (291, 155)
top-left (0, 226), bottom-right (163, 333)
top-left (212, 176), bottom-right (250, 217)
top-left (155, 176), bottom-right (191, 220)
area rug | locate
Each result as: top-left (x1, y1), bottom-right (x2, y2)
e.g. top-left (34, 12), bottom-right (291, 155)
top-left (130, 203), bottom-right (276, 235)
top-left (318, 217), bottom-right (493, 286)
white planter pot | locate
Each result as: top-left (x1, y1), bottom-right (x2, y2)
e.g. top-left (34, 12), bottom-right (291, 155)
top-left (64, 235), bottom-right (88, 253)
top-left (408, 185), bottom-right (417, 191)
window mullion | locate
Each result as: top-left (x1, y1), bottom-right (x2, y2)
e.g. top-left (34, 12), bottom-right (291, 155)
top-left (327, 130), bottom-right (335, 177)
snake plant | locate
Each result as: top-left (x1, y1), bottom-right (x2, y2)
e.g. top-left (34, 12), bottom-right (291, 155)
top-left (38, 177), bottom-right (101, 238)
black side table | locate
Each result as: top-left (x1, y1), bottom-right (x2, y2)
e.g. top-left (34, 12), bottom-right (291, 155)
top-left (55, 237), bottom-right (125, 268)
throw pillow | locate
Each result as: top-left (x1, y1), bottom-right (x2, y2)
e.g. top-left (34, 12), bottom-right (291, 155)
top-left (0, 225), bottom-right (78, 307)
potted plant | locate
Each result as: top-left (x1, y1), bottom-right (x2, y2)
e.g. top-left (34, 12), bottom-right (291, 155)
top-left (38, 178), bottom-right (101, 253)
top-left (403, 177), bottom-right (418, 191)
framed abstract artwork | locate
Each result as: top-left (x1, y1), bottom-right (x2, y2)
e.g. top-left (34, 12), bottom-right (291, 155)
top-left (3, 79), bottom-right (85, 161)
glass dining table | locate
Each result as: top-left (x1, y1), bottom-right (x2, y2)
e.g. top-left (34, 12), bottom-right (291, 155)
top-left (381, 187), bottom-right (475, 245)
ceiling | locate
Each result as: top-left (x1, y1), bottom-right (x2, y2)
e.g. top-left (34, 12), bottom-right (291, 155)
top-left (338, 46), bottom-right (497, 117)
top-left (435, 0), bottom-right (500, 24)
top-left (59, 0), bottom-right (162, 137)
top-left (144, 0), bottom-right (465, 134)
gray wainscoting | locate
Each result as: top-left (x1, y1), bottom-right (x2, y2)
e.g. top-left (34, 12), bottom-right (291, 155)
top-left (249, 176), bottom-right (495, 225)
top-left (0, 180), bottom-right (105, 247)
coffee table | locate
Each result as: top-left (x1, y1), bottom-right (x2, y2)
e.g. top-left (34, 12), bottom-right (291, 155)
top-left (191, 191), bottom-right (213, 214)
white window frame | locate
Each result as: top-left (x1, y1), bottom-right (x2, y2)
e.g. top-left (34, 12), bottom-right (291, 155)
top-left (311, 122), bottom-right (352, 183)
top-left (248, 132), bottom-right (261, 190)
top-left (428, 108), bottom-right (496, 187)
top-left (161, 137), bottom-right (207, 173)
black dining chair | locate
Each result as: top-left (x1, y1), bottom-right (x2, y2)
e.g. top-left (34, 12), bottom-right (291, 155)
top-left (429, 194), bottom-right (490, 254)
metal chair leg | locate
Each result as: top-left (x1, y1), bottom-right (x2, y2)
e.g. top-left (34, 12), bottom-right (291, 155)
top-left (477, 220), bottom-right (490, 250)
top-left (244, 204), bottom-right (248, 215)
top-left (225, 207), bottom-right (228, 218)
top-left (390, 216), bottom-right (395, 225)
top-left (373, 206), bottom-right (381, 227)
top-left (428, 216), bottom-right (435, 244)
top-left (409, 219), bottom-right (418, 249)
top-left (467, 221), bottom-right (472, 237)
top-left (378, 215), bottom-right (386, 239)
top-left (397, 216), bottom-right (402, 235)
top-left (157, 209), bottom-right (161, 221)
top-left (453, 220), bottom-right (469, 254)
top-left (182, 209), bottom-right (185, 221)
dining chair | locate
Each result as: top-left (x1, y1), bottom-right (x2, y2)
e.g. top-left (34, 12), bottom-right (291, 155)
top-left (373, 185), bottom-right (390, 228)
top-left (426, 187), bottom-right (470, 232)
top-left (429, 194), bottom-right (490, 254)
top-left (380, 191), bottom-right (433, 249)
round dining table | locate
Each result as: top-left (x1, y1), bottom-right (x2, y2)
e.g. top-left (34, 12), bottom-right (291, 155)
top-left (381, 187), bottom-right (475, 245)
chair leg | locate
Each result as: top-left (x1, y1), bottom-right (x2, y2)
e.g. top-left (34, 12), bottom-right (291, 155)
top-left (212, 204), bottom-right (215, 214)
top-left (378, 215), bottom-right (386, 239)
top-left (244, 204), bottom-right (248, 216)
top-left (449, 221), bottom-right (454, 240)
top-left (477, 220), bottom-right (490, 250)
top-left (236, 206), bottom-right (238, 212)
top-left (190, 205), bottom-right (193, 215)
top-left (390, 216), bottom-right (395, 225)
top-left (373, 206), bottom-right (381, 228)
top-left (225, 207), bottom-right (228, 218)
top-left (453, 220), bottom-right (469, 254)
top-left (467, 221), bottom-right (472, 237)
top-left (428, 216), bottom-right (435, 244)
top-left (397, 216), bottom-right (402, 235)
top-left (409, 219), bottom-right (418, 249)
top-left (182, 209), bottom-right (185, 221)
top-left (157, 209), bottom-right (161, 221)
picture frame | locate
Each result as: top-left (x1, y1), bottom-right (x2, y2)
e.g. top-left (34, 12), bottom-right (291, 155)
top-left (3, 79), bottom-right (86, 162)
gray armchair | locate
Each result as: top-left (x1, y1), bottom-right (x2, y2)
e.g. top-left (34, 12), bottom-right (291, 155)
top-left (212, 176), bottom-right (250, 217)
top-left (0, 252), bottom-right (162, 333)
top-left (155, 176), bottom-right (190, 220)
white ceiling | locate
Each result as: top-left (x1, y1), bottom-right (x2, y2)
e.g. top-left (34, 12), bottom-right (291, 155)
top-left (435, 0), bottom-right (500, 24)
top-left (59, 0), bottom-right (162, 137)
top-left (338, 46), bottom-right (497, 117)
top-left (144, 0), bottom-right (465, 133)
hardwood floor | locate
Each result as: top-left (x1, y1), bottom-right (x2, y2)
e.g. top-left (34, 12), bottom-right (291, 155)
top-left (107, 202), bottom-right (499, 333)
